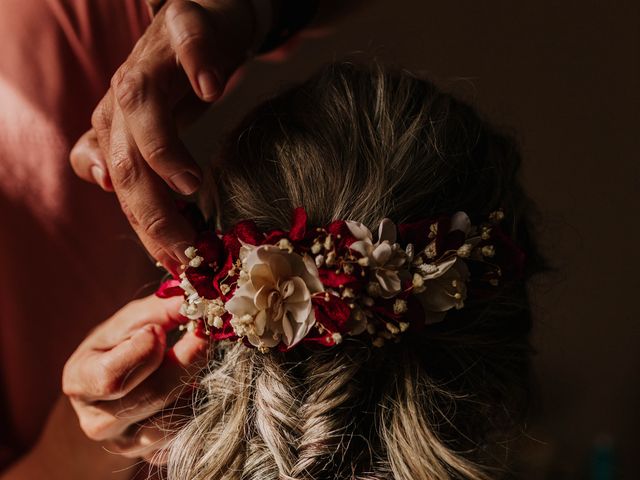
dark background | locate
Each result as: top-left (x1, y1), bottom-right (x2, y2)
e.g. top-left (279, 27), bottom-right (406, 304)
top-left (184, 1), bottom-right (639, 478)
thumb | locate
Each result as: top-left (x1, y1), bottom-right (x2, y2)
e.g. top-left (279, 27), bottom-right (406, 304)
top-left (165, 0), bottom-right (254, 102)
top-left (167, 330), bottom-right (210, 368)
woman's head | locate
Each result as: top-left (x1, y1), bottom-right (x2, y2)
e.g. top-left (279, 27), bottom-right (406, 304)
top-left (167, 63), bottom-right (543, 480)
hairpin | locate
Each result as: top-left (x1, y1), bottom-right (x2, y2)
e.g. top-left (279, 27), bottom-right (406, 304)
top-left (157, 208), bottom-right (524, 352)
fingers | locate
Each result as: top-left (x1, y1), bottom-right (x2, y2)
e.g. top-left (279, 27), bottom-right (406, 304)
top-left (146, 0), bottom-right (166, 16)
top-left (107, 108), bottom-right (195, 268)
top-left (165, 1), bottom-right (225, 102)
top-left (62, 296), bottom-right (184, 401)
top-left (88, 295), bottom-right (185, 348)
top-left (107, 402), bottom-right (194, 465)
top-left (64, 324), bottom-right (166, 402)
top-left (71, 331), bottom-right (208, 442)
top-left (70, 129), bottom-right (113, 191)
top-left (111, 65), bottom-right (202, 196)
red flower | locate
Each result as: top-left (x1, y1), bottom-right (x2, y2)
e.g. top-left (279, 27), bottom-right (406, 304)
top-left (289, 207), bottom-right (308, 242)
top-left (312, 293), bottom-right (352, 334)
top-left (185, 270), bottom-right (218, 299)
top-left (209, 313), bottom-right (238, 341)
top-left (326, 220), bottom-right (358, 249)
top-left (317, 268), bottom-right (362, 289)
top-left (156, 279), bottom-right (183, 298)
top-left (234, 220), bottom-right (263, 245)
top-left (194, 231), bottom-right (224, 267)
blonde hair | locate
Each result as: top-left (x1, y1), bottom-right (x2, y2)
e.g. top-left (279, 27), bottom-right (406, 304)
top-left (166, 63), bottom-right (543, 480)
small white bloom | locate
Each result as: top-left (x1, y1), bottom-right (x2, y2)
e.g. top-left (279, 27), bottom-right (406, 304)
top-left (189, 255), bottom-right (204, 268)
top-left (481, 245), bottom-right (495, 257)
top-left (457, 243), bottom-right (473, 258)
top-left (489, 210), bottom-right (505, 223)
top-left (311, 241), bottom-right (322, 254)
top-left (418, 263), bottom-right (438, 275)
top-left (184, 246), bottom-right (198, 259)
top-left (277, 238), bottom-right (294, 253)
top-left (237, 269), bottom-right (250, 287)
top-left (323, 234), bottom-right (333, 251)
top-left (342, 288), bottom-right (355, 298)
top-left (393, 299), bottom-right (408, 315)
top-left (366, 282), bottom-right (382, 297)
top-left (385, 322), bottom-right (400, 334)
top-left (357, 256), bottom-right (370, 267)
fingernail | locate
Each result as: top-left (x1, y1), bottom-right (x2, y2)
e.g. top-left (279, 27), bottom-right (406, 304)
top-left (197, 70), bottom-right (221, 102)
top-left (170, 172), bottom-right (200, 195)
top-left (91, 165), bottom-right (106, 188)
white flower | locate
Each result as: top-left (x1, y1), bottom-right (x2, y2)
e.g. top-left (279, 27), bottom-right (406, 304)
top-left (414, 257), bottom-right (470, 324)
top-left (346, 218), bottom-right (408, 298)
top-left (225, 244), bottom-right (323, 349)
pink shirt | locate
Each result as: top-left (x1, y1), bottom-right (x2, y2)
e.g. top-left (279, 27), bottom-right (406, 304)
top-left (0, 0), bottom-right (155, 468)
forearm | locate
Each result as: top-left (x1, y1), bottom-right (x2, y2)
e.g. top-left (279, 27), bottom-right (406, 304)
top-left (1, 398), bottom-right (135, 480)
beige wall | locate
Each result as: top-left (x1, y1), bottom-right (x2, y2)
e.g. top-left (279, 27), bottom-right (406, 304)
top-left (185, 1), bottom-right (640, 477)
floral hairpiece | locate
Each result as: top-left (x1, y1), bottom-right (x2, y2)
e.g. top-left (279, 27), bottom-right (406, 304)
top-left (156, 208), bottom-right (524, 352)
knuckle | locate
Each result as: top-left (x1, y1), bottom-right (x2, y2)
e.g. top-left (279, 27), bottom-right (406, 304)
top-left (144, 141), bottom-right (171, 168)
top-left (112, 69), bottom-right (148, 112)
top-left (118, 199), bottom-right (139, 228)
top-left (174, 30), bottom-right (208, 54)
top-left (140, 212), bottom-right (173, 242)
top-left (109, 148), bottom-right (139, 189)
top-left (166, 3), bottom-right (210, 52)
top-left (79, 413), bottom-right (115, 441)
top-left (91, 102), bottom-right (110, 133)
top-left (92, 359), bottom-right (124, 398)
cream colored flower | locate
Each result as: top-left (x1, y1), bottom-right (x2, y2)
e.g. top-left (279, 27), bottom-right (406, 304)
top-left (225, 244), bottom-right (323, 349)
top-left (347, 219), bottom-right (408, 298)
top-left (414, 257), bottom-right (470, 324)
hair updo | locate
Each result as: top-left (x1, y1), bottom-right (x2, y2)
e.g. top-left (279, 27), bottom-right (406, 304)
top-left (166, 63), bottom-right (544, 480)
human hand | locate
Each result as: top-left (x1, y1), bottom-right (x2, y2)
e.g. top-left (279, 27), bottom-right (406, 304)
top-left (70, 0), bottom-right (258, 272)
top-left (62, 295), bottom-right (208, 465)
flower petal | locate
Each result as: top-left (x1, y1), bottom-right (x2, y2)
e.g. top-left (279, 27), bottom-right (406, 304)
top-left (254, 310), bottom-right (268, 336)
top-left (346, 221), bottom-right (373, 242)
top-left (377, 218), bottom-right (397, 243)
top-left (349, 240), bottom-right (372, 257)
top-left (225, 290), bottom-right (258, 317)
top-left (421, 256), bottom-right (458, 280)
top-left (449, 211), bottom-right (471, 234)
top-left (376, 271), bottom-right (402, 297)
top-left (372, 242), bottom-right (393, 265)
top-left (249, 263), bottom-right (275, 291)
top-left (302, 255), bottom-right (324, 293)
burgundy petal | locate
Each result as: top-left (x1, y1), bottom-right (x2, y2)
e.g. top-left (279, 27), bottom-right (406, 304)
top-left (185, 270), bottom-right (218, 299)
top-left (195, 231), bottom-right (224, 266)
top-left (312, 294), bottom-right (352, 333)
top-left (289, 207), bottom-right (308, 241)
top-left (234, 220), bottom-right (263, 245)
top-left (318, 268), bottom-right (360, 289)
top-left (155, 279), bottom-right (183, 298)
